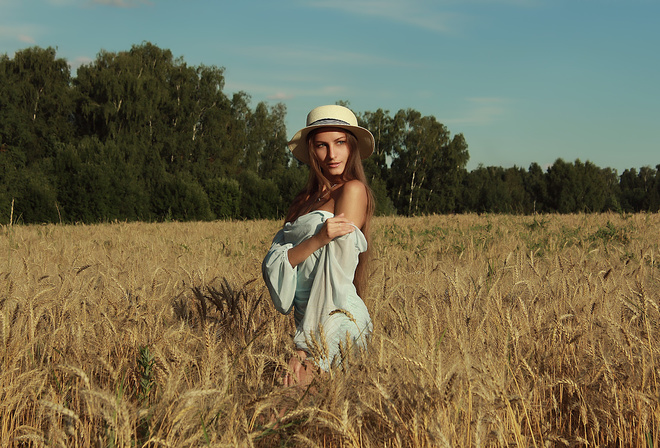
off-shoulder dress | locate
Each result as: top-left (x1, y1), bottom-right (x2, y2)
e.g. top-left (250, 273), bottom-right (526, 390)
top-left (262, 210), bottom-right (372, 371)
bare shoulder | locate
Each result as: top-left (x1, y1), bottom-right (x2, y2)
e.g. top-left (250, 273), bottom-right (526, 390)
top-left (335, 180), bottom-right (368, 228)
top-left (339, 179), bottom-right (368, 200)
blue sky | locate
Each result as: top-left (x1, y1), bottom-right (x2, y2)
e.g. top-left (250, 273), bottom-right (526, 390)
top-left (1, 0), bottom-right (658, 172)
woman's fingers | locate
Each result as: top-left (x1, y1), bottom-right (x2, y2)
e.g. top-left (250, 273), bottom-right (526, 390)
top-left (323, 225), bottom-right (353, 241)
top-left (285, 350), bottom-right (307, 386)
top-left (323, 213), bottom-right (355, 239)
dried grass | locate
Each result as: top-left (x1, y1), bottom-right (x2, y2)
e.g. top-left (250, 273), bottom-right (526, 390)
top-left (1, 213), bottom-right (658, 446)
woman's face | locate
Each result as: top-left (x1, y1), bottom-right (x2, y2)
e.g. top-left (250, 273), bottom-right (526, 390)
top-left (311, 129), bottom-right (352, 181)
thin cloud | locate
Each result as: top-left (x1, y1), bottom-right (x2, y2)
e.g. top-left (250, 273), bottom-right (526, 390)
top-left (301, 0), bottom-right (459, 33)
top-left (91, 0), bottom-right (152, 7)
top-left (18, 34), bottom-right (36, 44)
top-left (301, 0), bottom-right (540, 33)
top-left (442, 97), bottom-right (510, 125)
top-left (474, 0), bottom-right (540, 5)
top-left (8, 0), bottom-right (152, 7)
top-left (268, 92), bottom-right (295, 101)
top-left (0, 24), bottom-right (41, 47)
top-left (45, 0), bottom-right (83, 5)
top-left (69, 56), bottom-right (94, 72)
top-left (228, 44), bottom-right (412, 68)
top-left (225, 80), bottom-right (348, 102)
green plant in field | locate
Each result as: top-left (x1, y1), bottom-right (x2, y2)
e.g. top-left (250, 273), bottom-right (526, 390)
top-left (525, 216), bottom-right (548, 231)
top-left (452, 241), bottom-right (466, 255)
top-left (590, 220), bottom-right (635, 246)
top-left (592, 221), bottom-right (618, 242)
top-left (136, 346), bottom-right (156, 446)
top-left (559, 224), bottom-right (582, 248)
top-left (137, 346), bottom-right (155, 405)
top-left (524, 236), bottom-right (549, 257)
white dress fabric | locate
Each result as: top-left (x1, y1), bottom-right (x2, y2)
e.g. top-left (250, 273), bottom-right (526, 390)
top-left (262, 210), bottom-right (372, 371)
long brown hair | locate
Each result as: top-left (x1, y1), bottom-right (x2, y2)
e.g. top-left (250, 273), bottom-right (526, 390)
top-left (285, 128), bottom-right (374, 297)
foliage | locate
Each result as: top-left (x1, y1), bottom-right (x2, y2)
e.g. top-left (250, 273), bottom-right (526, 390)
top-left (150, 172), bottom-right (214, 222)
top-left (386, 109), bottom-right (469, 215)
top-left (619, 165), bottom-right (660, 212)
top-left (237, 170), bottom-right (282, 219)
top-left (1, 44), bottom-right (659, 224)
top-left (206, 177), bottom-right (241, 220)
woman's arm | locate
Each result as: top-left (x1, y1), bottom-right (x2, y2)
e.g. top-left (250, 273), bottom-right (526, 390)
top-left (262, 229), bottom-right (297, 314)
top-left (286, 213), bottom-right (355, 267)
top-left (286, 180), bottom-right (368, 268)
top-left (334, 179), bottom-right (368, 229)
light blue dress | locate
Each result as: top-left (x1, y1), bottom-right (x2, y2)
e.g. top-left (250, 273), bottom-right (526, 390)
top-left (262, 210), bottom-right (372, 371)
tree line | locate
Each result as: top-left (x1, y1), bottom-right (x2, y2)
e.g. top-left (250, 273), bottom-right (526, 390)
top-left (1, 43), bottom-right (658, 225)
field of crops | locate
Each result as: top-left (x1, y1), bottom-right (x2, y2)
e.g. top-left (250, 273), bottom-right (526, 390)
top-left (1, 213), bottom-right (659, 447)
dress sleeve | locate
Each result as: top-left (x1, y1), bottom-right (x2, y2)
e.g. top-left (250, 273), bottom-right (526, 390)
top-left (301, 227), bottom-right (366, 325)
top-left (293, 226), bottom-right (371, 368)
top-left (262, 228), bottom-right (297, 315)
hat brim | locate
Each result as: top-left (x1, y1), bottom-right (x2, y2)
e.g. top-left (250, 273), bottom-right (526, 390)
top-left (288, 124), bottom-right (375, 165)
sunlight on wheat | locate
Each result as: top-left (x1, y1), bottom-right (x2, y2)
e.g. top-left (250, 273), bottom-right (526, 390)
top-left (1, 213), bottom-right (658, 446)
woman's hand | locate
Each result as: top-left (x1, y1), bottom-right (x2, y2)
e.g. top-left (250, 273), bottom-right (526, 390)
top-left (284, 350), bottom-right (315, 387)
top-left (315, 213), bottom-right (355, 245)
top-left (286, 213), bottom-right (355, 267)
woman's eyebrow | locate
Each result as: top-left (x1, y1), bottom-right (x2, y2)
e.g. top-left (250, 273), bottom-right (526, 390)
top-left (313, 133), bottom-right (347, 144)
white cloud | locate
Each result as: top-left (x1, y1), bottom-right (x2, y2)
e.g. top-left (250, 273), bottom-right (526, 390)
top-left (268, 92), bottom-right (295, 101)
top-left (0, 24), bottom-right (41, 47)
top-left (69, 56), bottom-right (94, 72)
top-left (442, 97), bottom-right (510, 125)
top-left (18, 34), bottom-right (36, 44)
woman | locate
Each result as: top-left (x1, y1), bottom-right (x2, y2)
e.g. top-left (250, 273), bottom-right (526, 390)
top-left (262, 104), bottom-right (375, 386)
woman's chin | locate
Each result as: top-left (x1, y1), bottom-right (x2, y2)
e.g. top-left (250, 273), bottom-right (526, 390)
top-left (325, 168), bottom-right (345, 179)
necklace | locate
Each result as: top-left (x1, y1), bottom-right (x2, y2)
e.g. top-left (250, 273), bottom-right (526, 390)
top-left (316, 183), bottom-right (338, 202)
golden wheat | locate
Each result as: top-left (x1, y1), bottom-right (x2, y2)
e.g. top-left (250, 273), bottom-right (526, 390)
top-left (1, 213), bottom-right (658, 447)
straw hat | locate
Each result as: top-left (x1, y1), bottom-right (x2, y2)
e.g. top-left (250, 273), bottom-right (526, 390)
top-left (288, 105), bottom-right (375, 164)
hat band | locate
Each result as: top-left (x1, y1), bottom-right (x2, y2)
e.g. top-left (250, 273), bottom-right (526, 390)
top-left (308, 118), bottom-right (351, 127)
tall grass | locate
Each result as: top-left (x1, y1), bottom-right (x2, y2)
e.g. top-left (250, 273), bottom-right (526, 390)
top-left (1, 213), bottom-right (658, 447)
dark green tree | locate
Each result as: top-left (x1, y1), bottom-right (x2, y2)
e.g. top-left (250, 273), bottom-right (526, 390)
top-left (546, 159), bottom-right (579, 213)
top-left (234, 100), bottom-right (289, 180)
top-left (53, 142), bottom-right (114, 222)
top-left (150, 172), bottom-right (213, 222)
top-left (459, 165), bottom-right (530, 214)
top-left (388, 109), bottom-right (468, 215)
top-left (237, 170), bottom-right (282, 219)
top-left (74, 42), bottom-right (235, 177)
top-left (206, 177), bottom-right (241, 219)
top-left (0, 47), bottom-right (75, 163)
top-left (359, 109), bottom-right (401, 215)
top-left (619, 166), bottom-right (659, 212)
top-left (525, 162), bottom-right (548, 213)
top-left (546, 159), bottom-right (619, 213)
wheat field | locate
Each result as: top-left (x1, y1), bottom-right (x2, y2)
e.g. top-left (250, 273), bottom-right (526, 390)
top-left (1, 213), bottom-right (658, 447)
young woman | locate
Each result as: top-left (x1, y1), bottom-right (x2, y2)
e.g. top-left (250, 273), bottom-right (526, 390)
top-left (262, 105), bottom-right (375, 386)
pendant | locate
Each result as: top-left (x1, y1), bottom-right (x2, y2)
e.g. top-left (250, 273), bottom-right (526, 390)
top-left (316, 184), bottom-right (338, 202)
